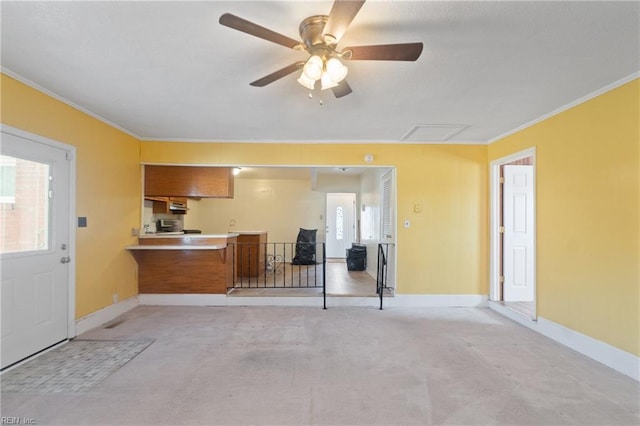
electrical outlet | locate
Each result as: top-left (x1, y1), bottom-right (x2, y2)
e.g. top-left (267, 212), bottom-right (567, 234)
top-left (404, 219), bottom-right (410, 228)
top-left (112, 293), bottom-right (119, 304)
top-left (131, 227), bottom-right (140, 236)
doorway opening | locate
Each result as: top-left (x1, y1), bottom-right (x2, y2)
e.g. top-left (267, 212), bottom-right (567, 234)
top-left (144, 165), bottom-right (396, 299)
top-left (489, 148), bottom-right (536, 320)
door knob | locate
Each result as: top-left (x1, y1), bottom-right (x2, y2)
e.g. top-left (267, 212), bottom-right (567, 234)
top-left (60, 256), bottom-right (71, 264)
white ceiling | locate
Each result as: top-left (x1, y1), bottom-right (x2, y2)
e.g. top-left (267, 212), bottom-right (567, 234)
top-left (1, 1), bottom-right (639, 144)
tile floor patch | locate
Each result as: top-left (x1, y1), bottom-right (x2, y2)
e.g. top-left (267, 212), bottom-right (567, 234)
top-left (1, 339), bottom-right (153, 393)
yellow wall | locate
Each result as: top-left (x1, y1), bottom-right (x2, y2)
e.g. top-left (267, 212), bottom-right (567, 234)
top-left (185, 178), bottom-right (326, 242)
top-left (1, 74), bottom-right (141, 318)
top-left (488, 79), bottom-right (640, 356)
top-left (141, 142), bottom-right (489, 295)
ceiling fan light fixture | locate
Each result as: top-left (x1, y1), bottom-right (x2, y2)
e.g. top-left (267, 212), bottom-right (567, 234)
top-left (325, 57), bottom-right (348, 83)
top-left (220, 3), bottom-right (424, 98)
top-left (297, 73), bottom-right (316, 90)
top-left (320, 72), bottom-right (339, 90)
top-left (302, 55), bottom-right (323, 81)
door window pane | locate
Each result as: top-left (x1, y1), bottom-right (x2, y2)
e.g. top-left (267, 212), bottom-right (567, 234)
top-left (0, 155), bottom-right (50, 253)
top-left (336, 206), bottom-right (344, 240)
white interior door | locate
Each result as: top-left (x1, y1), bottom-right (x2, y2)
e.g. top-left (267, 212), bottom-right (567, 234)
top-left (326, 193), bottom-right (355, 258)
top-left (1, 131), bottom-right (71, 369)
top-left (503, 165), bottom-right (535, 302)
top-left (381, 171), bottom-right (393, 243)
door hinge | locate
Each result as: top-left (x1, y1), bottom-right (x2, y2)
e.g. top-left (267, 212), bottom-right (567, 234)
top-left (499, 226), bottom-right (505, 233)
top-left (500, 276), bottom-right (505, 283)
top-left (66, 151), bottom-right (74, 161)
top-left (499, 177), bottom-right (505, 184)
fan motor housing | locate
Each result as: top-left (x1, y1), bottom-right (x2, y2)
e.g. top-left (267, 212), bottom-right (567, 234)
top-left (299, 15), bottom-right (331, 49)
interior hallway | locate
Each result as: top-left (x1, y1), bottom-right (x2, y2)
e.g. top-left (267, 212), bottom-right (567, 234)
top-left (1, 306), bottom-right (638, 425)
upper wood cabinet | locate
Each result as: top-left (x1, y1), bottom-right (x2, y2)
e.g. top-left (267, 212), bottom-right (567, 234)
top-left (144, 196), bottom-right (189, 214)
top-left (144, 166), bottom-right (234, 198)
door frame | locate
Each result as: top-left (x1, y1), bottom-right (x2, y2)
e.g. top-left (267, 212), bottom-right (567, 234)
top-left (379, 169), bottom-right (396, 290)
top-left (1, 124), bottom-right (77, 339)
top-left (489, 147), bottom-right (536, 309)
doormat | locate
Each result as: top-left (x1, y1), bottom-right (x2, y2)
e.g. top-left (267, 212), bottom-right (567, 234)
top-left (0, 339), bottom-right (153, 394)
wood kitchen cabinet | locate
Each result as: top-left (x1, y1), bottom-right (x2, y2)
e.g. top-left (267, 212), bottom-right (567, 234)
top-left (129, 235), bottom-right (237, 294)
top-left (145, 165), bottom-right (234, 198)
top-left (144, 196), bottom-right (188, 214)
top-left (236, 232), bottom-right (267, 278)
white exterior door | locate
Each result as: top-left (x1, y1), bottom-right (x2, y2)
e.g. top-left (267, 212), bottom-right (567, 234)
top-left (1, 130), bottom-right (72, 369)
top-left (503, 165), bottom-right (535, 302)
top-left (326, 193), bottom-right (355, 258)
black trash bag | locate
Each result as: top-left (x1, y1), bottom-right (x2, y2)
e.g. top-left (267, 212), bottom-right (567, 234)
top-left (291, 228), bottom-right (317, 265)
top-left (347, 243), bottom-right (367, 271)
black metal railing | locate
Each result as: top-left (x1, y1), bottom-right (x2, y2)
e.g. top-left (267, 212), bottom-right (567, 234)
top-left (230, 242), bottom-right (327, 309)
top-left (376, 243), bottom-right (394, 310)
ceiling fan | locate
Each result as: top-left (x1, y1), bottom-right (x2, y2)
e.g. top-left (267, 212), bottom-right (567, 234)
top-left (219, 0), bottom-right (423, 98)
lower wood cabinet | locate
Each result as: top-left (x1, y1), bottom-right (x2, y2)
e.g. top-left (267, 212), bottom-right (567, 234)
top-left (130, 236), bottom-right (237, 294)
top-left (236, 232), bottom-right (267, 278)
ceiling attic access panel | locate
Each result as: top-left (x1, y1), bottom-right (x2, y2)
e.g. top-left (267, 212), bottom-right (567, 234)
top-left (144, 165), bottom-right (234, 198)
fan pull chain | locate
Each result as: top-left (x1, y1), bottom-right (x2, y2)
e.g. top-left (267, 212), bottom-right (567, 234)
top-left (307, 91), bottom-right (324, 106)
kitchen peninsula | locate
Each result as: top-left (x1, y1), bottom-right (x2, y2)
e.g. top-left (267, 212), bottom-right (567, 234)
top-left (127, 233), bottom-right (238, 294)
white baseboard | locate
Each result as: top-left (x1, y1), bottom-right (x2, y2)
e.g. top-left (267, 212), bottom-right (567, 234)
top-left (138, 294), bottom-right (373, 308)
top-left (488, 301), bottom-right (639, 382)
top-left (388, 294), bottom-right (489, 308)
top-left (138, 293), bottom-right (488, 308)
top-left (138, 294), bottom-right (227, 306)
top-left (75, 296), bottom-right (139, 335)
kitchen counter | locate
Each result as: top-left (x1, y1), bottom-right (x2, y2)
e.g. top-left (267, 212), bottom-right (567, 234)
top-left (127, 234), bottom-right (238, 294)
top-left (138, 232), bottom-right (240, 239)
top-left (127, 244), bottom-right (227, 250)
top-left (130, 233), bottom-right (239, 248)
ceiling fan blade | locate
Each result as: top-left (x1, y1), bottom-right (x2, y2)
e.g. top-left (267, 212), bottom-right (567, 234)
top-left (322, 0), bottom-right (366, 44)
top-left (219, 13), bottom-right (301, 49)
top-left (332, 80), bottom-right (352, 98)
top-left (250, 62), bottom-right (303, 87)
top-left (343, 42), bottom-right (423, 61)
